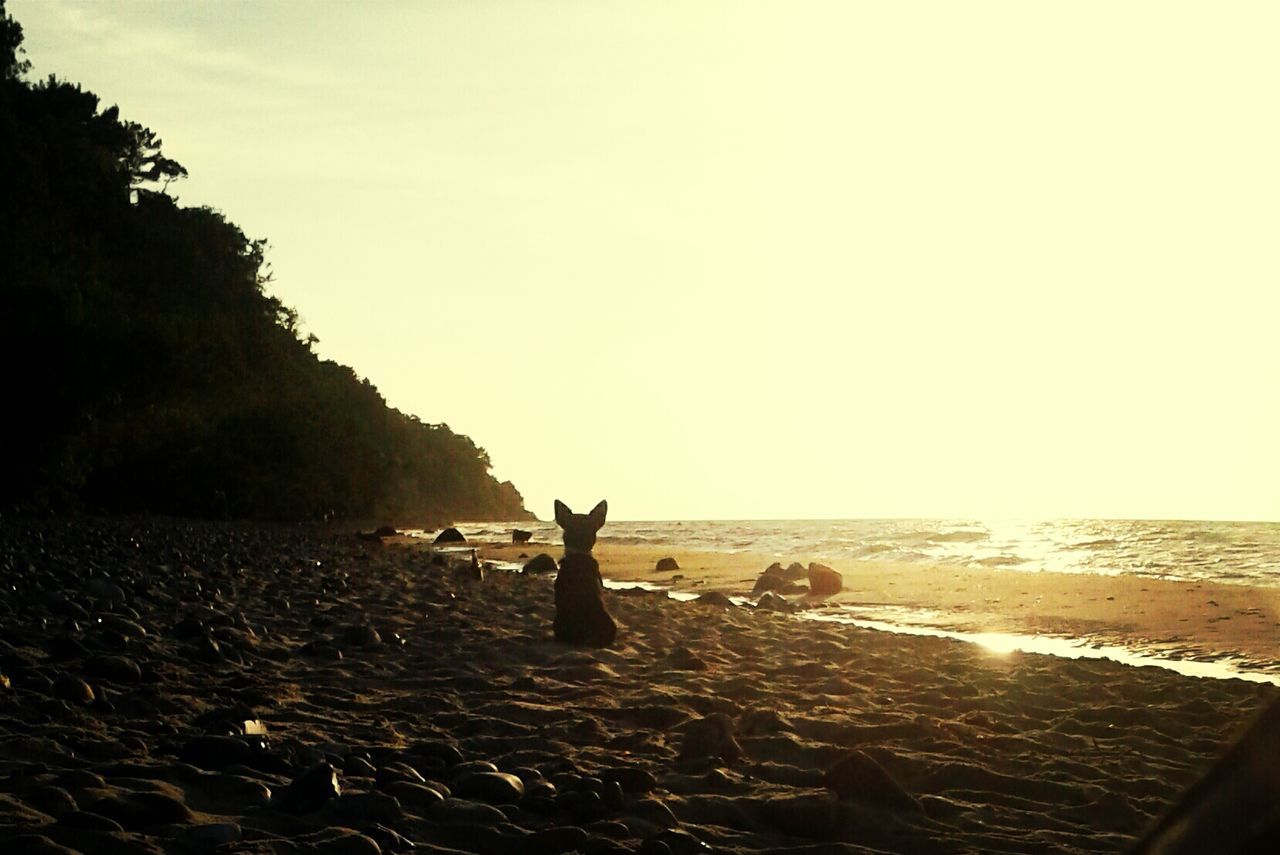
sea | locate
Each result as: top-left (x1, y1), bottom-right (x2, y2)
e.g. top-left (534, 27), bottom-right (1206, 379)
top-left (453, 517), bottom-right (1280, 588)
top-left (417, 518), bottom-right (1280, 684)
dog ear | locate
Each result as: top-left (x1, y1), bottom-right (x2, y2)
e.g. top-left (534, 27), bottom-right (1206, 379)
top-left (554, 500), bottom-right (572, 527)
top-left (588, 500), bottom-right (608, 528)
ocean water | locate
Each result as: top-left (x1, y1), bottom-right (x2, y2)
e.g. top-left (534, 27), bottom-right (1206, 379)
top-left (454, 518), bottom-right (1280, 588)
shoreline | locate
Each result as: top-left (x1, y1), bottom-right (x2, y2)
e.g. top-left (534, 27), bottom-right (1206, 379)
top-left (459, 539), bottom-right (1280, 681)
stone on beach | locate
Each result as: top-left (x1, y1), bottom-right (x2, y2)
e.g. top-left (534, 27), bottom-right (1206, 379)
top-left (807, 562), bottom-right (843, 596)
top-left (823, 749), bottom-right (920, 812)
top-left (522, 553), bottom-right (558, 574)
top-left (655, 557), bottom-right (680, 572)
top-left (678, 713), bottom-right (743, 765)
top-left (434, 527), bottom-right (466, 544)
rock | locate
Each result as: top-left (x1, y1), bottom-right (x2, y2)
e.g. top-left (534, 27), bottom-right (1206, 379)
top-left (783, 562), bottom-right (808, 581)
top-left (600, 766), bottom-right (657, 795)
top-left (433, 527), bottom-right (466, 544)
top-left (374, 761), bottom-right (424, 787)
top-left (85, 655), bottom-right (141, 683)
top-left (554, 553), bottom-right (616, 648)
top-left (384, 781), bottom-right (445, 813)
top-left (807, 563), bottom-right (843, 597)
top-left (324, 790), bottom-right (403, 825)
top-left (343, 624), bottom-right (382, 648)
top-left (430, 796), bottom-right (509, 826)
top-left (87, 791), bottom-right (193, 828)
top-left (373, 525), bottom-right (398, 537)
top-left (307, 828), bottom-right (383, 855)
top-left (755, 592), bottom-right (790, 612)
top-left (647, 828), bottom-right (712, 854)
top-left (181, 735), bottom-right (252, 770)
top-left (452, 771), bottom-right (525, 805)
top-left (85, 578), bottom-right (127, 604)
top-left (56, 809), bottom-right (123, 831)
top-left (752, 565), bottom-right (785, 594)
top-left (678, 714), bottom-right (743, 765)
top-left (512, 529), bottom-right (533, 544)
top-left (522, 553), bottom-right (558, 575)
top-left (98, 615), bottom-right (147, 640)
top-left (179, 822), bottom-right (242, 850)
top-left (366, 823), bottom-right (414, 853)
top-left (738, 707), bottom-right (793, 736)
top-left (627, 797), bottom-right (679, 828)
top-left (823, 749), bottom-right (919, 811)
top-left (695, 591), bottom-right (734, 608)
top-left (282, 761), bottom-right (342, 813)
top-left (655, 557), bottom-right (679, 572)
top-left (668, 646), bottom-right (708, 671)
top-left (51, 674), bottom-right (94, 706)
top-left (408, 739), bottom-right (463, 768)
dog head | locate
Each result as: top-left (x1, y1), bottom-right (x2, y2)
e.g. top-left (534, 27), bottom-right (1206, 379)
top-left (554, 499), bottom-right (607, 554)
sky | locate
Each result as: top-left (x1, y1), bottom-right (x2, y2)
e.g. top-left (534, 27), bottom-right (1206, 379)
top-left (12, 1), bottom-right (1279, 522)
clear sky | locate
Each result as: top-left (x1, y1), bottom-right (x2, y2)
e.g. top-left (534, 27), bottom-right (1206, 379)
top-left (13, 1), bottom-right (1279, 522)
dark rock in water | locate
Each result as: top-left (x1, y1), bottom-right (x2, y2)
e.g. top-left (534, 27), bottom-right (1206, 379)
top-left (807, 562), bottom-right (842, 596)
top-left (324, 790), bottom-right (403, 825)
top-left (823, 749), bottom-right (919, 811)
top-left (601, 766), bottom-right (657, 795)
top-left (384, 781), bottom-right (445, 813)
top-left (668, 646), bottom-right (709, 671)
top-left (512, 529), bottom-right (533, 544)
top-left (678, 713), bottom-right (743, 765)
top-left (655, 557), bottom-right (679, 573)
top-left (554, 553), bottom-right (616, 648)
top-left (181, 735), bottom-right (253, 770)
top-left (87, 791), bottom-right (193, 828)
top-left (374, 525), bottom-right (398, 537)
top-left (434, 527), bottom-right (466, 544)
top-left (522, 553), bottom-right (557, 574)
top-left (694, 591), bottom-right (734, 608)
top-left (85, 655), bottom-right (142, 683)
top-left (52, 674), bottom-right (94, 706)
top-left (282, 761), bottom-right (342, 813)
top-left (452, 771), bottom-right (525, 804)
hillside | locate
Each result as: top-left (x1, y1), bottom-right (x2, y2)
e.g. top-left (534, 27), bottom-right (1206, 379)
top-left (0, 3), bottom-right (531, 524)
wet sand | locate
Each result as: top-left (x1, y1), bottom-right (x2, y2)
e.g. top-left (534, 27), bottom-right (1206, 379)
top-left (1, 519), bottom-right (1276, 854)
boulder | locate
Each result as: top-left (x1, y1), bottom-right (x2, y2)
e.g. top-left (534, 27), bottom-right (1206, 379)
top-left (522, 553), bottom-right (558, 575)
top-left (374, 525), bottom-right (398, 537)
top-left (512, 529), bottom-right (533, 544)
top-left (433, 527), bottom-right (466, 544)
top-left (752, 564), bottom-right (785, 594)
top-left (807, 563), bottom-right (842, 597)
top-left (655, 557), bottom-right (680, 573)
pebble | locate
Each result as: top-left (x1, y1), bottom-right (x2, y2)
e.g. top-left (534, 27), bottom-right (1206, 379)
top-left (51, 674), bottom-right (94, 706)
top-left (430, 797), bottom-right (509, 826)
top-left (323, 790), bottom-right (403, 825)
top-left (384, 780), bottom-right (445, 812)
top-left (452, 771), bottom-right (525, 804)
top-left (281, 761), bottom-right (342, 813)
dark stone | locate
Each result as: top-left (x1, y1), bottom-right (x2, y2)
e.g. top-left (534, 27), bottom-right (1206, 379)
top-left (694, 591), bottom-right (734, 608)
top-left (343, 624), bottom-right (382, 648)
top-left (601, 765), bottom-right (657, 795)
top-left (553, 553), bottom-right (616, 648)
top-left (87, 791), bottom-right (193, 828)
top-left (373, 525), bottom-right (398, 537)
top-left (180, 735), bottom-right (252, 770)
top-left (433, 527), bottom-right (466, 544)
top-left (429, 796), bottom-right (508, 826)
top-left (522, 553), bottom-right (558, 575)
top-left (281, 761), bottom-right (342, 813)
top-left (51, 674), bottom-right (94, 706)
top-left (24, 785), bottom-right (78, 816)
top-left (324, 790), bottom-right (403, 825)
top-left (56, 810), bottom-right (124, 831)
top-left (752, 564), bottom-right (786, 594)
top-left (647, 828), bottom-right (712, 854)
top-left (807, 563), bottom-right (842, 597)
top-left (655, 557), bottom-right (679, 573)
top-left (366, 823), bottom-right (414, 853)
top-left (384, 781), bottom-right (445, 813)
top-left (452, 771), bottom-right (524, 804)
top-left (754, 592), bottom-right (790, 612)
top-left (678, 714), bottom-right (742, 765)
top-left (512, 529), bottom-right (533, 544)
top-left (374, 761), bottom-right (424, 787)
top-left (408, 739), bottom-right (463, 768)
top-left (179, 822), bottom-right (242, 850)
top-left (668, 646), bottom-right (708, 671)
top-left (823, 749), bottom-right (919, 811)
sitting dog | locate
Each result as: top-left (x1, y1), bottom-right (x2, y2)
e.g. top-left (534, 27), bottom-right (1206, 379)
top-left (553, 499), bottom-right (616, 647)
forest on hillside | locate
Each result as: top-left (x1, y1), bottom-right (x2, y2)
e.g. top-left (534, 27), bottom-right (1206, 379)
top-left (0, 3), bottom-right (531, 524)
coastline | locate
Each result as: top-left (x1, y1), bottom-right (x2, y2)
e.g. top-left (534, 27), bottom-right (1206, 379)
top-left (1, 518), bottom-right (1276, 854)
top-left (472, 539), bottom-right (1280, 679)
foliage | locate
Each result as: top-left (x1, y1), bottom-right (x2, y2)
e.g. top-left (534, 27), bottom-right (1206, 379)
top-left (0, 1), bottom-right (530, 523)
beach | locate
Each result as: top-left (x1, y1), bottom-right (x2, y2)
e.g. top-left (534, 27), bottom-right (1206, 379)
top-left (1, 518), bottom-right (1276, 854)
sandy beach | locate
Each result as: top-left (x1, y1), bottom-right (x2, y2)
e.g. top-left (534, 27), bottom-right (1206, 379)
top-left (1, 519), bottom-right (1276, 854)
